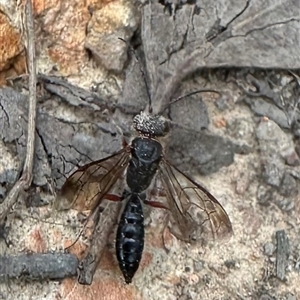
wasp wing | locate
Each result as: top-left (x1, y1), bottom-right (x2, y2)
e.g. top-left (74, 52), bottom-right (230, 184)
top-left (157, 159), bottom-right (232, 243)
top-left (56, 148), bottom-right (130, 285)
top-left (58, 148), bottom-right (130, 211)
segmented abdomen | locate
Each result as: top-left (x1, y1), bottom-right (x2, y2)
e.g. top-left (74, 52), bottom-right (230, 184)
top-left (116, 193), bottom-right (144, 284)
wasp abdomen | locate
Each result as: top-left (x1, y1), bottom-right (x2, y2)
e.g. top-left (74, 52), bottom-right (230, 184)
top-left (116, 193), bottom-right (145, 284)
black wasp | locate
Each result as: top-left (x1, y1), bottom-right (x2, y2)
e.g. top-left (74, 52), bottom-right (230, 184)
top-left (60, 58), bottom-right (232, 285)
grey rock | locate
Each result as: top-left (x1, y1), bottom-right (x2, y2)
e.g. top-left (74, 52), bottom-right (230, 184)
top-left (0, 87), bottom-right (122, 195)
top-left (262, 160), bottom-right (284, 187)
top-left (264, 242), bottom-right (275, 256)
top-left (227, 117), bottom-right (255, 149)
top-left (259, 295), bottom-right (275, 300)
top-left (257, 185), bottom-right (274, 206)
top-left (276, 230), bottom-right (289, 281)
top-left (279, 172), bottom-right (298, 198)
top-left (245, 97), bottom-right (290, 129)
top-left (85, 1), bottom-right (139, 73)
top-left (285, 294), bottom-right (296, 300)
top-left (256, 119), bottom-right (295, 186)
top-left (274, 195), bottom-right (295, 212)
top-left (168, 128), bottom-right (236, 175)
top-left (141, 0), bottom-right (299, 96)
top-left (239, 71), bottom-right (300, 131)
top-left (169, 95), bottom-right (209, 131)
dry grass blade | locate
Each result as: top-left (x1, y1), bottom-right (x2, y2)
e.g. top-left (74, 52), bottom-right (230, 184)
top-left (0, 0), bottom-right (37, 223)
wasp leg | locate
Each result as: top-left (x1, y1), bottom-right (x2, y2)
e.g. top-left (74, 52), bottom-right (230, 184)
top-left (143, 199), bottom-right (168, 209)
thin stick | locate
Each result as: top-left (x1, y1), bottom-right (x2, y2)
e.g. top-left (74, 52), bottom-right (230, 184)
top-left (23, 0), bottom-right (37, 185)
top-left (0, 0), bottom-right (37, 223)
top-left (0, 253), bottom-right (78, 280)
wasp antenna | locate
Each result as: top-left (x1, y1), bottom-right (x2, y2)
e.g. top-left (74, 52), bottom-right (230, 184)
top-left (160, 88), bottom-right (221, 113)
top-left (118, 37), bottom-right (153, 113)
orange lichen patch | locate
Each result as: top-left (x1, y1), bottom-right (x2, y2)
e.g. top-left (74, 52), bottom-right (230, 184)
top-left (214, 117), bottom-right (227, 128)
top-left (63, 238), bottom-right (88, 259)
top-left (145, 231), bottom-right (164, 249)
top-left (0, 13), bottom-right (23, 70)
top-left (87, 0), bottom-right (134, 35)
top-left (47, 45), bottom-right (87, 75)
top-left (139, 251), bottom-right (153, 270)
top-left (40, 0), bottom-right (91, 74)
top-left (261, 116), bottom-right (269, 122)
top-left (32, 0), bottom-right (61, 15)
top-left (0, 12), bottom-right (25, 85)
top-left (84, 0), bottom-right (138, 72)
top-left (24, 226), bottom-right (47, 253)
top-left (146, 224), bottom-right (173, 250)
top-left (162, 227), bottom-right (175, 251)
top-left (92, 0), bottom-right (118, 10)
top-left (97, 247), bottom-right (117, 271)
top-left (184, 273), bottom-right (200, 285)
top-left (49, 228), bottom-right (63, 245)
top-left (60, 277), bottom-right (140, 300)
top-left (32, 0), bottom-right (48, 14)
top-left (33, 0), bottom-right (105, 16)
top-left (165, 274), bottom-right (181, 285)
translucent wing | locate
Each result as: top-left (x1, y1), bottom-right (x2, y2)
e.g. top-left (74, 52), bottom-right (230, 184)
top-left (157, 159), bottom-right (232, 243)
top-left (58, 148), bottom-right (130, 211)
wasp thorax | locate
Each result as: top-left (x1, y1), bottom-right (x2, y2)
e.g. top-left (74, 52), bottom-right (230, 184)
top-left (133, 111), bottom-right (169, 137)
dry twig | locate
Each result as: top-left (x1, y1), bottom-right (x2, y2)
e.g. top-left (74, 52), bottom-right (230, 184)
top-left (0, 0), bottom-right (37, 223)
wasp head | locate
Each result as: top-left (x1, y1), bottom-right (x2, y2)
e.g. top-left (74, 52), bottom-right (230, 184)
top-left (133, 111), bottom-right (170, 137)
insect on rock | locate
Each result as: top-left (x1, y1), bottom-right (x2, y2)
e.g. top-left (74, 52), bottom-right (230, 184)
top-left (59, 49), bottom-right (233, 284)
